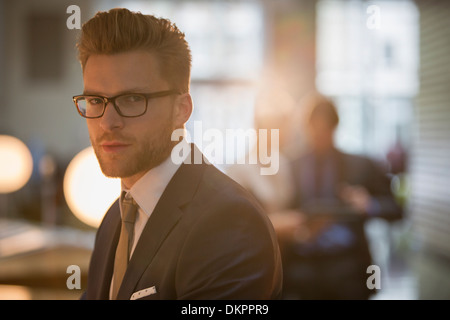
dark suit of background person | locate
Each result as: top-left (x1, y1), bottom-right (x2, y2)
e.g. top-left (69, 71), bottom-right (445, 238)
top-left (281, 93), bottom-right (403, 300)
top-left (83, 145), bottom-right (283, 300)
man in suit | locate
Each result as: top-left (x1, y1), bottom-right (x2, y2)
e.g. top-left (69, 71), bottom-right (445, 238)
top-left (280, 93), bottom-right (403, 299)
top-left (73, 8), bottom-right (282, 300)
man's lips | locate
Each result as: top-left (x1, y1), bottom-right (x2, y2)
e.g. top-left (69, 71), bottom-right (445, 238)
top-left (100, 141), bottom-right (131, 153)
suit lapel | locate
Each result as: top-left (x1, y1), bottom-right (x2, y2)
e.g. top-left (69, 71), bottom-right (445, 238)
top-left (116, 144), bottom-right (208, 299)
top-left (88, 200), bottom-right (121, 299)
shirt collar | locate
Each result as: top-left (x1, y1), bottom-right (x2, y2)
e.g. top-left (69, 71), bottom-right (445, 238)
top-left (121, 138), bottom-right (190, 217)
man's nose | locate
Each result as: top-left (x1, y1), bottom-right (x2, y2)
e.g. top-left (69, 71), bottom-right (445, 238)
top-left (99, 102), bottom-right (124, 131)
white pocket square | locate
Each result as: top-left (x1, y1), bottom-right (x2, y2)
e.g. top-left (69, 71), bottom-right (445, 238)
top-left (130, 286), bottom-right (157, 300)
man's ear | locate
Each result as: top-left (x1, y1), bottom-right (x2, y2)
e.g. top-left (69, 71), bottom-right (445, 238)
top-left (173, 93), bottom-right (193, 128)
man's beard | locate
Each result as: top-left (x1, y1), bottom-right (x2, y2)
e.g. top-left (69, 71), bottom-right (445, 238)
top-left (92, 121), bottom-right (176, 179)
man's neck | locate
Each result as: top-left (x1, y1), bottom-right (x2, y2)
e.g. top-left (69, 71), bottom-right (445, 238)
top-left (121, 171), bottom-right (147, 190)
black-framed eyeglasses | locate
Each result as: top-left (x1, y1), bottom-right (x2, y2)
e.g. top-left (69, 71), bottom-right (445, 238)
top-left (72, 90), bottom-right (178, 118)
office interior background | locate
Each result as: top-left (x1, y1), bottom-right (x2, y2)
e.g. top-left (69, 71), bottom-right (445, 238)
top-left (0, 0), bottom-right (449, 299)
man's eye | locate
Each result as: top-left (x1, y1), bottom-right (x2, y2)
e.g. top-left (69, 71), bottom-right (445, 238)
top-left (123, 95), bottom-right (144, 103)
top-left (88, 97), bottom-right (104, 105)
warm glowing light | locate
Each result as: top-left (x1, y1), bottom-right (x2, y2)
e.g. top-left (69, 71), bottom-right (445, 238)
top-left (0, 285), bottom-right (32, 300)
top-left (64, 147), bottom-right (120, 228)
top-left (0, 135), bottom-right (33, 193)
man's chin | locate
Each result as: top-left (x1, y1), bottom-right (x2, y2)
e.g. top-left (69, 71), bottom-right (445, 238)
top-left (99, 167), bottom-right (127, 179)
top-left (98, 159), bottom-right (153, 180)
top-left (97, 158), bottom-right (134, 179)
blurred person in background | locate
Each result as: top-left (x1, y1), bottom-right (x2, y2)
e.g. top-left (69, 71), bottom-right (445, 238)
top-left (226, 87), bottom-right (297, 214)
top-left (280, 93), bottom-right (403, 299)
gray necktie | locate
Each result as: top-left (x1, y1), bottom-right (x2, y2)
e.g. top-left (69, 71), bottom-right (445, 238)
top-left (111, 192), bottom-right (137, 299)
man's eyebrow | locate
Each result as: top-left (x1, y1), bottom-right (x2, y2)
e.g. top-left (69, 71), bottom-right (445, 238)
top-left (82, 90), bottom-right (100, 95)
top-left (82, 88), bottom-right (151, 96)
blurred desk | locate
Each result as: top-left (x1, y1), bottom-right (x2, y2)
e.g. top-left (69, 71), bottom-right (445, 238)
top-left (0, 219), bottom-right (95, 299)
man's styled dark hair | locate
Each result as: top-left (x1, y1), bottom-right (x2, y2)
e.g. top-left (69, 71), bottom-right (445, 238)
top-left (77, 8), bottom-right (192, 93)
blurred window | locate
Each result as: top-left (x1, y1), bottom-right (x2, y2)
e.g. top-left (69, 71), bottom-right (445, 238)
top-left (316, 0), bottom-right (418, 159)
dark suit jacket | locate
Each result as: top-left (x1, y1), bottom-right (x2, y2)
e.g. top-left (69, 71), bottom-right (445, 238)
top-left (289, 148), bottom-right (403, 256)
top-left (82, 146), bottom-right (283, 300)
top-left (282, 148), bottom-right (402, 299)
top-left (291, 148), bottom-right (402, 220)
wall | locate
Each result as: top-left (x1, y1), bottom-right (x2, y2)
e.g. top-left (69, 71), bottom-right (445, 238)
top-left (411, 0), bottom-right (450, 299)
top-left (1, 0), bottom-right (94, 164)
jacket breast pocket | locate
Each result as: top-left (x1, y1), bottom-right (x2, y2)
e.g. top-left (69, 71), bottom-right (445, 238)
top-left (130, 286), bottom-right (158, 300)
